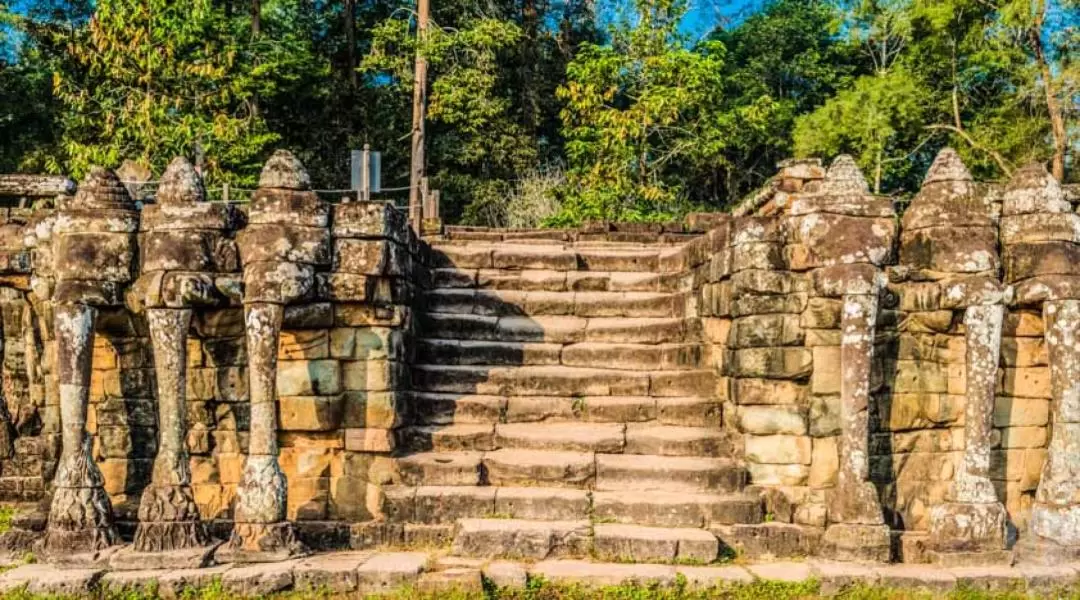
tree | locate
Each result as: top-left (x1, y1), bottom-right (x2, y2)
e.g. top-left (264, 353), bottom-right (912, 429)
top-left (553, 0), bottom-right (728, 224)
top-left (49, 0), bottom-right (279, 184)
top-left (705, 0), bottom-right (862, 203)
top-left (364, 9), bottom-right (541, 224)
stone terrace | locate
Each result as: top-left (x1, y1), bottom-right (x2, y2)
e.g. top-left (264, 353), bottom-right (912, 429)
top-left (2, 149), bottom-right (1080, 582)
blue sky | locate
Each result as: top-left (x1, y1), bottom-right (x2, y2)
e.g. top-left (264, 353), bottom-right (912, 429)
top-left (680, 0), bottom-right (764, 38)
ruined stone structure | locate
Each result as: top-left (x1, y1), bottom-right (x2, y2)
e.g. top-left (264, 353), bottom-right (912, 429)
top-left (2, 149), bottom-right (1080, 570)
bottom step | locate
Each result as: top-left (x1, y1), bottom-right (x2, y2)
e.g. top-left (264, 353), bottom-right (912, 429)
top-left (451, 519), bottom-right (591, 560)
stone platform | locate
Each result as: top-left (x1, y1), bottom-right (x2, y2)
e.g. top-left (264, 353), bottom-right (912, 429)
top-left (2, 550), bottom-right (1079, 597)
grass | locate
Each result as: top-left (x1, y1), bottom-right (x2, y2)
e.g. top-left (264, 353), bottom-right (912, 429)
top-left (0, 506), bottom-right (17, 535)
top-left (2, 576), bottom-right (1079, 600)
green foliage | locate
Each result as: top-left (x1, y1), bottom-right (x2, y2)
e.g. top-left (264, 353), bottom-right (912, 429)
top-left (47, 0), bottom-right (283, 184)
top-left (553, 0), bottom-right (727, 225)
top-left (793, 67), bottom-right (927, 191)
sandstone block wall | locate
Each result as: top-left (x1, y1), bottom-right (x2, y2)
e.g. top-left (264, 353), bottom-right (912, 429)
top-left (0, 150), bottom-right (1079, 560)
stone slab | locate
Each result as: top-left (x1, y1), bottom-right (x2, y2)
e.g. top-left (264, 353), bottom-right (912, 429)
top-left (484, 560), bottom-right (528, 589)
top-left (355, 551), bottom-right (428, 592)
top-left (676, 565), bottom-right (755, 589)
top-left (293, 551), bottom-right (372, 593)
top-left (529, 559), bottom-right (677, 587)
top-left (0, 563), bottom-right (105, 595)
top-left (109, 541), bottom-right (221, 571)
top-left (746, 561), bottom-right (813, 583)
top-left (222, 561), bottom-right (298, 595)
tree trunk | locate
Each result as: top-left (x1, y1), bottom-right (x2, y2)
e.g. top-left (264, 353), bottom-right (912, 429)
top-left (251, 0), bottom-right (261, 36)
top-left (521, 0), bottom-right (539, 133)
top-left (345, 0), bottom-right (357, 88)
top-left (1031, 0), bottom-right (1067, 181)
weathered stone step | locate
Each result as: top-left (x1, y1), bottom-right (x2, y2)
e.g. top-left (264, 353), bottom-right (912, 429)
top-left (415, 339), bottom-right (564, 366)
top-left (415, 340), bottom-right (703, 371)
top-left (411, 365), bottom-right (650, 396)
top-left (382, 486), bottom-right (761, 528)
top-left (432, 268), bottom-right (682, 293)
top-left (417, 314), bottom-right (700, 345)
top-left (625, 424), bottom-right (735, 456)
top-left (409, 392), bottom-right (718, 426)
top-left (411, 365), bottom-right (713, 397)
top-left (383, 486), bottom-right (592, 523)
top-left (495, 422), bottom-right (626, 453)
top-left (596, 454), bottom-right (746, 493)
top-left (593, 524), bottom-right (719, 563)
top-left (395, 452), bottom-right (483, 486)
top-left (429, 244), bottom-right (673, 273)
top-left (483, 449), bottom-right (596, 488)
top-left (397, 424), bottom-right (495, 452)
top-left (451, 518), bottom-right (592, 560)
top-left (591, 491), bottom-right (763, 528)
top-left (561, 342), bottom-right (703, 370)
top-left (422, 289), bottom-right (687, 318)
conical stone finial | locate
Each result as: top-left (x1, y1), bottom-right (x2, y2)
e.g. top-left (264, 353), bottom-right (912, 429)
top-left (258, 150), bottom-right (311, 191)
top-left (157, 157), bottom-right (206, 205)
top-left (1003, 161), bottom-right (1070, 215)
top-left (822, 155), bottom-right (871, 195)
top-left (73, 166), bottom-right (134, 208)
top-left (923, 148), bottom-right (973, 186)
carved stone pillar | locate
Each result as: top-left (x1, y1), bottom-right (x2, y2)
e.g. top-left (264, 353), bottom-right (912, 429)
top-left (43, 168), bottom-right (138, 557)
top-left (112, 156), bottom-right (237, 568)
top-left (789, 156), bottom-right (895, 561)
top-left (1029, 300), bottom-right (1080, 551)
top-left (222, 150), bottom-right (326, 562)
top-left (927, 303), bottom-right (1009, 564)
top-left (1002, 163), bottom-right (1080, 563)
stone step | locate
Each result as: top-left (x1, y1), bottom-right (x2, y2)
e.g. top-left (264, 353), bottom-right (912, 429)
top-left (414, 339), bottom-right (563, 366)
top-left (411, 365), bottom-right (651, 396)
top-left (591, 491), bottom-right (763, 528)
top-left (416, 314), bottom-right (698, 344)
top-left (422, 289), bottom-right (687, 318)
top-left (483, 449), bottom-right (596, 488)
top-left (595, 454), bottom-right (746, 493)
top-left (431, 268), bottom-right (683, 293)
top-left (411, 365), bottom-right (713, 397)
top-left (561, 342), bottom-right (703, 370)
top-left (395, 452), bottom-right (484, 486)
top-left (382, 486), bottom-right (761, 528)
top-left (429, 244), bottom-right (671, 273)
top-left (383, 486), bottom-right (592, 523)
top-left (409, 392), bottom-right (718, 426)
top-left (397, 424), bottom-right (496, 452)
top-left (625, 424), bottom-right (736, 456)
top-left (401, 422), bottom-right (731, 455)
top-left (593, 524), bottom-right (719, 563)
top-left (494, 422), bottom-right (627, 453)
top-left (451, 518), bottom-right (592, 560)
top-left (414, 340), bottom-right (703, 371)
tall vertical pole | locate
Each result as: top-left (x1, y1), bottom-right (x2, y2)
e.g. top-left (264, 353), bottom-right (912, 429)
top-left (409, 0), bottom-right (430, 230)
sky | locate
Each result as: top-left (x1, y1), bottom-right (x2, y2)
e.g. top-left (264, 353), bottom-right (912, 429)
top-left (680, 0), bottom-right (764, 38)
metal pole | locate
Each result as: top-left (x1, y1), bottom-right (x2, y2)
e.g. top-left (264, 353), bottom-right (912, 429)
top-left (361, 144), bottom-right (371, 203)
top-left (408, 0), bottom-right (429, 230)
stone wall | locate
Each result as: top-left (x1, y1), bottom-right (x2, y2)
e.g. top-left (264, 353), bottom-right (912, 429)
top-left (2, 148), bottom-right (1080, 564)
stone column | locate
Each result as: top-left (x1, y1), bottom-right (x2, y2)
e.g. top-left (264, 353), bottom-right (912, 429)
top-left (223, 149), bottom-right (325, 562)
top-left (42, 167), bottom-right (137, 558)
top-left (927, 303), bottom-right (1009, 565)
top-left (789, 155), bottom-right (895, 561)
top-left (1026, 299), bottom-right (1080, 559)
top-left (227, 301), bottom-right (297, 559)
top-left (820, 290), bottom-right (891, 561)
top-left (128, 308), bottom-right (211, 558)
top-left (43, 302), bottom-right (119, 554)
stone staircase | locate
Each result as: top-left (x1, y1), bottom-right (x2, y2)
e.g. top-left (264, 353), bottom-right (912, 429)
top-left (385, 236), bottom-right (766, 562)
